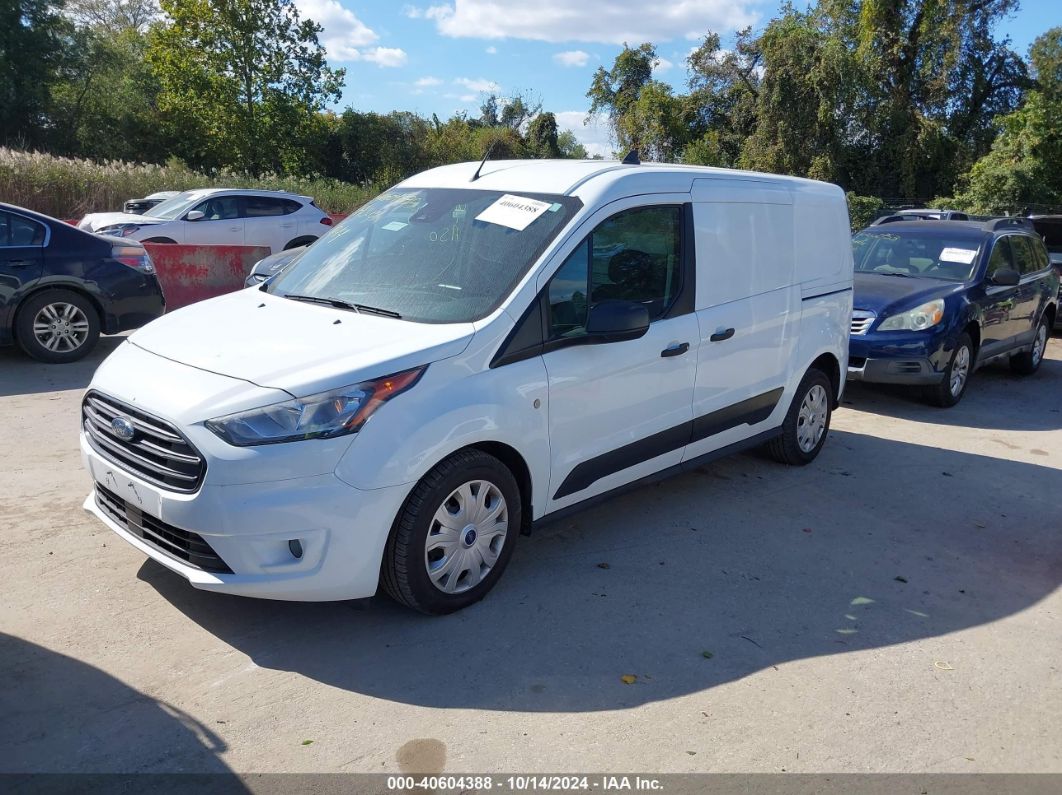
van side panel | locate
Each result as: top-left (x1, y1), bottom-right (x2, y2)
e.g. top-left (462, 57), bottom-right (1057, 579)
top-left (683, 194), bottom-right (798, 462)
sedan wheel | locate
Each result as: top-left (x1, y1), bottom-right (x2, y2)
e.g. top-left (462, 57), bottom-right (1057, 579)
top-left (33, 302), bottom-right (91, 354)
top-left (949, 344), bottom-right (970, 398)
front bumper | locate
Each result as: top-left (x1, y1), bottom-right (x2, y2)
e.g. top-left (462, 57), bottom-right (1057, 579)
top-left (847, 327), bottom-right (952, 386)
top-left (81, 433), bottom-right (411, 601)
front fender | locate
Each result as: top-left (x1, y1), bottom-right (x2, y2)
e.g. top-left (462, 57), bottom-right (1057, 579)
top-left (334, 354), bottom-right (551, 519)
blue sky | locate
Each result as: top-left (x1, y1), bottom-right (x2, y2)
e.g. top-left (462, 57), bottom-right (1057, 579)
top-left (299, 0), bottom-right (1062, 156)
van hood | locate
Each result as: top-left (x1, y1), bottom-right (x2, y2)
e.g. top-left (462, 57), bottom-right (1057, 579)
top-left (129, 288), bottom-right (476, 396)
top-left (853, 272), bottom-right (966, 316)
top-left (79, 211), bottom-right (166, 232)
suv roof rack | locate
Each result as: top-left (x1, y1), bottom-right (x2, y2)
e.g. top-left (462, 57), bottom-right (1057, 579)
top-left (988, 217), bottom-right (1034, 231)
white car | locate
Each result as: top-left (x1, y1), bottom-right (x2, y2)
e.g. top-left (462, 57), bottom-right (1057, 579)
top-left (80, 159), bottom-right (853, 614)
top-left (78, 189), bottom-right (332, 253)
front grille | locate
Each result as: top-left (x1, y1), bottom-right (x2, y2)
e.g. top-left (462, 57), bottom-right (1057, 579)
top-left (95, 482), bottom-right (232, 573)
top-left (851, 310), bottom-right (875, 335)
top-left (82, 391), bottom-right (205, 493)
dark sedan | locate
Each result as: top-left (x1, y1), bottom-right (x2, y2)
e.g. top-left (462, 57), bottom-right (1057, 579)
top-left (848, 217), bottom-right (1058, 407)
top-left (0, 203), bottom-right (166, 363)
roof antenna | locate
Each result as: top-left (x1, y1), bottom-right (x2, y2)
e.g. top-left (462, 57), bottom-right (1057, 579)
top-left (470, 141), bottom-right (498, 182)
top-left (621, 148), bottom-right (641, 165)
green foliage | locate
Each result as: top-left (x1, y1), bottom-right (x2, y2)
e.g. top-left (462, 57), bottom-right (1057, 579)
top-left (1029, 26), bottom-right (1062, 99)
top-left (845, 193), bottom-right (886, 232)
top-left (147, 0), bottom-right (345, 175)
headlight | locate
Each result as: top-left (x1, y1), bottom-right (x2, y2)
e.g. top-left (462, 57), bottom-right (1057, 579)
top-left (205, 366), bottom-right (426, 446)
top-left (99, 223), bottom-right (139, 237)
top-left (877, 298), bottom-right (945, 331)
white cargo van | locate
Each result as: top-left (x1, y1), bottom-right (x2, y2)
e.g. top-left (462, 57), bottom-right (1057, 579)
top-left (81, 159), bottom-right (853, 614)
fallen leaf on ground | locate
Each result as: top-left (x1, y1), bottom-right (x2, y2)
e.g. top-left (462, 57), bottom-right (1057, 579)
top-left (934, 661), bottom-right (954, 671)
top-left (894, 576), bottom-right (908, 583)
top-left (620, 674), bottom-right (637, 685)
top-left (596, 562), bottom-right (610, 569)
top-left (701, 651), bottom-right (714, 659)
top-left (301, 739), bottom-right (314, 746)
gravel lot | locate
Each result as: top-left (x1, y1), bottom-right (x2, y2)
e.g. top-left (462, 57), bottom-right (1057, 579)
top-left (2, 334), bottom-right (1060, 775)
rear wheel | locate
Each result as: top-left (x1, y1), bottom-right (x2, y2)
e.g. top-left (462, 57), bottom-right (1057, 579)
top-left (765, 368), bottom-right (833, 465)
top-left (1010, 317), bottom-right (1049, 375)
top-left (15, 289), bottom-right (100, 363)
top-left (923, 333), bottom-right (973, 408)
top-left (381, 449), bottom-right (521, 615)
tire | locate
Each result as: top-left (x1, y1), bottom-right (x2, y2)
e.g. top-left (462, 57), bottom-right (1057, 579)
top-left (923, 333), bottom-right (974, 408)
top-left (142, 237), bottom-right (177, 244)
top-left (381, 449), bottom-right (521, 615)
top-left (15, 289), bottom-right (101, 363)
top-left (1009, 316), bottom-right (1049, 375)
top-left (765, 368), bottom-right (833, 465)
top-left (283, 236), bottom-right (316, 250)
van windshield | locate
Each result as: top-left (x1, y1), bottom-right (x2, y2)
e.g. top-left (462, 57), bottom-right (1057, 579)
top-left (265, 188), bottom-right (581, 323)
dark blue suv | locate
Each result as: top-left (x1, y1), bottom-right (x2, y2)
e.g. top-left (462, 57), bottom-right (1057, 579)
top-left (848, 217), bottom-right (1058, 407)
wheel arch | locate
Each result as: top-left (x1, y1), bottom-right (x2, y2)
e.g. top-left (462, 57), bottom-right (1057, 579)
top-left (457, 441), bottom-right (534, 536)
top-left (808, 351), bottom-right (841, 408)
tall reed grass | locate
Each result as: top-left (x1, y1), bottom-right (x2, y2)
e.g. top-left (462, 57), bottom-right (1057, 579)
top-left (0, 148), bottom-right (378, 218)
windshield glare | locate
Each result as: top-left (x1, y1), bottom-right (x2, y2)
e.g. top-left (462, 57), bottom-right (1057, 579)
top-left (853, 230), bottom-right (983, 281)
top-left (146, 191), bottom-right (203, 220)
top-left (267, 187), bottom-right (581, 323)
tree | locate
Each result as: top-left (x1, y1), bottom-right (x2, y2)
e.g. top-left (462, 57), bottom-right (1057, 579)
top-left (66, 0), bottom-right (157, 31)
top-left (587, 43), bottom-right (658, 153)
top-left (147, 0), bottom-right (344, 174)
top-left (526, 112), bottom-right (560, 158)
top-left (0, 0), bottom-right (73, 148)
top-left (557, 129), bottom-right (588, 159)
top-left (1029, 26), bottom-right (1062, 99)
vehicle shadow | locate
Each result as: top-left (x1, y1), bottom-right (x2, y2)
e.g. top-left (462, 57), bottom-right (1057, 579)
top-left (0, 335), bottom-right (124, 398)
top-left (0, 633), bottom-right (242, 782)
top-left (137, 429), bottom-right (1062, 713)
top-left (843, 342), bottom-right (1062, 432)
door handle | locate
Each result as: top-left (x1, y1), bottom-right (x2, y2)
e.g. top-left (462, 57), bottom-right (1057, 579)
top-left (660, 342), bottom-right (690, 358)
top-left (229, 226), bottom-right (241, 232)
top-left (710, 328), bottom-right (735, 342)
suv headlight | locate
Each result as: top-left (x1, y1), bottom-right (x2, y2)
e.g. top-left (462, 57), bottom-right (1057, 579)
top-left (205, 367), bottom-right (425, 446)
top-left (99, 223), bottom-right (139, 237)
top-left (877, 298), bottom-right (945, 332)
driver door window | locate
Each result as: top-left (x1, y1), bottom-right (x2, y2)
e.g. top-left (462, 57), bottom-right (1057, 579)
top-left (986, 237), bottom-right (1014, 280)
top-left (192, 196), bottom-right (241, 221)
top-left (547, 205), bottom-right (682, 340)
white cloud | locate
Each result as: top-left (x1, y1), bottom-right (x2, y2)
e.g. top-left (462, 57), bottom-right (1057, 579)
top-left (414, 76), bottom-right (444, 87)
top-left (454, 77), bottom-right (501, 93)
top-left (485, 45), bottom-right (498, 54)
top-left (414, 0), bottom-right (756, 45)
top-left (553, 50), bottom-right (590, 67)
top-left (296, 0), bottom-right (377, 60)
top-left (555, 110), bottom-right (613, 158)
top-left (359, 46), bottom-right (408, 67)
top-left (653, 56), bottom-right (674, 74)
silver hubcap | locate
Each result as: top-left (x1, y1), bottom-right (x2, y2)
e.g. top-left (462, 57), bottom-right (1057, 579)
top-left (32, 302), bottom-right (90, 352)
top-left (1032, 324), bottom-right (1047, 366)
top-left (950, 345), bottom-right (971, 396)
top-left (797, 384), bottom-right (829, 453)
top-left (425, 480), bottom-right (508, 594)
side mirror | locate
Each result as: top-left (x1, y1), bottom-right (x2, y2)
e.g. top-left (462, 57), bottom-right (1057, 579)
top-left (990, 267), bottom-right (1020, 286)
top-left (186, 210), bottom-right (205, 221)
top-left (585, 300), bottom-right (650, 343)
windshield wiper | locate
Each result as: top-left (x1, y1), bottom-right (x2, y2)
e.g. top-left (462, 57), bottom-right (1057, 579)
top-left (877, 271), bottom-right (912, 277)
top-left (283, 294), bottom-right (360, 312)
top-left (353, 303), bottom-right (402, 319)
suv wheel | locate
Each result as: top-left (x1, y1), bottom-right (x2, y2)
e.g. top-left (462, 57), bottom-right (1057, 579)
top-left (15, 289), bottom-right (100, 363)
top-left (924, 333), bottom-right (973, 408)
top-left (381, 449), bottom-right (521, 614)
top-left (1010, 317), bottom-right (1049, 375)
top-left (765, 368), bottom-right (833, 465)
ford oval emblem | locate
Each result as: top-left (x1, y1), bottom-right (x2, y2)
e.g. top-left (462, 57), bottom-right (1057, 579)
top-left (111, 417), bottom-right (136, 441)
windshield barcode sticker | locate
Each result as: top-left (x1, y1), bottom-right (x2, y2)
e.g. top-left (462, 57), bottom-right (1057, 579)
top-left (939, 247), bottom-right (977, 264)
top-left (475, 194), bottom-right (551, 231)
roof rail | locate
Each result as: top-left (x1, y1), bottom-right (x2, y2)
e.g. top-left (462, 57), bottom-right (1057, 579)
top-left (988, 217), bottom-right (1033, 231)
top-left (869, 214), bottom-right (910, 226)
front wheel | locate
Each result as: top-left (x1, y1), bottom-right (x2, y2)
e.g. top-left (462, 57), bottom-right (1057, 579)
top-left (923, 333), bottom-right (973, 408)
top-left (1010, 317), bottom-right (1049, 375)
top-left (15, 289), bottom-right (101, 363)
top-left (381, 449), bottom-right (521, 615)
top-left (765, 368), bottom-right (833, 465)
